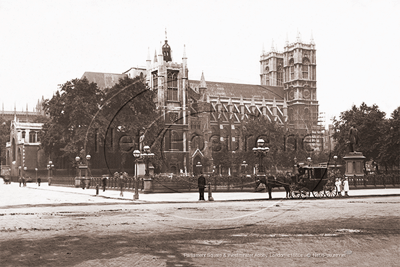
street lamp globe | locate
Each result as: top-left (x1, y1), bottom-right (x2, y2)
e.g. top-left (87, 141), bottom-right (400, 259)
top-left (86, 155), bottom-right (91, 161)
top-left (133, 150), bottom-right (140, 158)
top-left (49, 161), bottom-right (53, 165)
top-left (257, 138), bottom-right (265, 148)
top-left (75, 156), bottom-right (80, 162)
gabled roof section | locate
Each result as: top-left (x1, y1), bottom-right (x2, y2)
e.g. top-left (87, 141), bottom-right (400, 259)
top-left (189, 80), bottom-right (284, 100)
top-left (81, 72), bottom-right (127, 90)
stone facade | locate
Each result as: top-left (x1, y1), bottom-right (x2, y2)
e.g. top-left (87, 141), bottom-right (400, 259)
top-left (82, 33), bottom-right (321, 175)
top-left (5, 119), bottom-right (46, 177)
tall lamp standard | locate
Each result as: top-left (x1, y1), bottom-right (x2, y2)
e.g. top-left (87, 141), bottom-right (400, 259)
top-left (196, 162), bottom-right (203, 174)
top-left (142, 145), bottom-right (155, 177)
top-left (252, 139), bottom-right (269, 175)
top-left (307, 157), bottom-right (312, 167)
top-left (241, 161), bottom-right (248, 175)
top-left (47, 161), bottom-right (54, 185)
top-left (85, 155), bottom-right (91, 178)
top-left (132, 149), bottom-right (140, 200)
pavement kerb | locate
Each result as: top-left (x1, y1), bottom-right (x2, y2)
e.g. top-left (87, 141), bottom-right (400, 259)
top-left (17, 183), bottom-right (400, 205)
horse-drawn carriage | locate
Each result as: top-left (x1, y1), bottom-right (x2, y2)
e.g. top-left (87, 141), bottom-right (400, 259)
top-left (290, 166), bottom-right (337, 198)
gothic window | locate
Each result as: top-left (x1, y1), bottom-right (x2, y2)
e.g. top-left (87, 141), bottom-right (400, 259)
top-left (304, 108), bottom-right (310, 121)
top-left (152, 72), bottom-right (158, 89)
top-left (289, 59), bottom-right (294, 80)
top-left (167, 72), bottom-right (178, 101)
top-left (302, 58), bottom-right (310, 80)
top-left (29, 131), bottom-right (36, 143)
top-left (277, 64), bottom-right (283, 86)
top-left (21, 130), bottom-right (26, 139)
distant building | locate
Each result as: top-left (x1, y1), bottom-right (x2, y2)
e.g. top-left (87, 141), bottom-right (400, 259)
top-left (82, 31), bottom-right (321, 175)
top-left (5, 118), bottom-right (46, 177)
top-left (1, 97), bottom-right (45, 123)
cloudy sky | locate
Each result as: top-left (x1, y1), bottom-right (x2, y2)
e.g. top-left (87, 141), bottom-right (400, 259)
top-left (1, 0), bottom-right (399, 125)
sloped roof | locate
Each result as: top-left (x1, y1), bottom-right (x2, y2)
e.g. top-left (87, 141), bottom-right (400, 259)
top-left (81, 72), bottom-right (127, 90)
top-left (188, 80), bottom-right (284, 100)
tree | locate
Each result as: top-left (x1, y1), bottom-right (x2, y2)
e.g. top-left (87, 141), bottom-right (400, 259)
top-left (0, 118), bottom-right (11, 165)
top-left (378, 106), bottom-right (400, 170)
top-left (100, 76), bottom-right (164, 172)
top-left (41, 75), bottom-right (165, 172)
top-left (41, 77), bottom-right (105, 165)
top-left (332, 102), bottom-right (386, 162)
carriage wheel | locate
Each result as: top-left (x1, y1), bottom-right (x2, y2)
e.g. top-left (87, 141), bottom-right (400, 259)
top-left (312, 190), bottom-right (324, 198)
top-left (300, 187), bottom-right (310, 199)
top-left (324, 184), bottom-right (337, 198)
top-left (290, 185), bottom-right (301, 198)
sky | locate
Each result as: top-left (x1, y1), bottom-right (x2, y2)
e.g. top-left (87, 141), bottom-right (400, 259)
top-left (1, 0), bottom-right (399, 126)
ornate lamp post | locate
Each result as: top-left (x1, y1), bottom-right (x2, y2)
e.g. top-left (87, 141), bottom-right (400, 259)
top-left (47, 161), bottom-right (54, 185)
top-left (307, 157), bottom-right (312, 167)
top-left (142, 145), bottom-right (154, 177)
top-left (252, 139), bottom-right (269, 175)
top-left (196, 161), bottom-right (202, 174)
top-left (141, 145), bottom-right (154, 193)
top-left (132, 149), bottom-right (140, 200)
top-left (35, 168), bottom-right (38, 181)
top-left (241, 161), bottom-right (248, 175)
top-left (86, 154), bottom-right (91, 178)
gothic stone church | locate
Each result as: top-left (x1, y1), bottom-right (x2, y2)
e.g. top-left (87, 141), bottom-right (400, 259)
top-left (83, 34), bottom-right (319, 175)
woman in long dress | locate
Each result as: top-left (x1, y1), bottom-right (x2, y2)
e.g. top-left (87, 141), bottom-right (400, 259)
top-left (343, 177), bottom-right (349, 196)
top-left (335, 178), bottom-right (342, 197)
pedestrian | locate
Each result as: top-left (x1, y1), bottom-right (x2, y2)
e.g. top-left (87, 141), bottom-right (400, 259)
top-left (335, 178), bottom-right (341, 197)
top-left (81, 175), bottom-right (86, 190)
top-left (198, 172), bottom-right (206, 201)
top-left (340, 177), bottom-right (344, 195)
top-left (344, 177), bottom-right (349, 197)
top-left (102, 175), bottom-right (107, 192)
top-left (119, 172), bottom-right (124, 197)
top-left (22, 176), bottom-right (26, 187)
top-left (19, 176), bottom-right (22, 187)
top-left (37, 177), bottom-right (41, 186)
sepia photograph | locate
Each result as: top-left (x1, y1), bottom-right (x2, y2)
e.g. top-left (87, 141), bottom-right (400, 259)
top-left (0, 0), bottom-right (399, 266)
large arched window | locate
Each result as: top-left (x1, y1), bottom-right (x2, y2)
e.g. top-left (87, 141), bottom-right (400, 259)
top-left (152, 72), bottom-right (158, 89)
top-left (304, 108), bottom-right (311, 122)
top-left (167, 72), bottom-right (178, 101)
top-left (277, 64), bottom-right (283, 86)
top-left (289, 58), bottom-right (294, 80)
top-left (29, 131), bottom-right (36, 143)
top-left (265, 67), bottom-right (270, 85)
top-left (302, 58), bottom-right (310, 80)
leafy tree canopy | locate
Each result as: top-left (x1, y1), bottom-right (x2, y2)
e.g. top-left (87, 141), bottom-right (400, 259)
top-left (332, 102), bottom-right (387, 163)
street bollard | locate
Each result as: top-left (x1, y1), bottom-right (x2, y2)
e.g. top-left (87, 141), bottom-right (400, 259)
top-left (96, 184), bottom-right (99, 196)
top-left (208, 182), bottom-right (214, 201)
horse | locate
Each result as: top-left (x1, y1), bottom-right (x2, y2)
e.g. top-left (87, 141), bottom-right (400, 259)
top-left (255, 175), bottom-right (291, 199)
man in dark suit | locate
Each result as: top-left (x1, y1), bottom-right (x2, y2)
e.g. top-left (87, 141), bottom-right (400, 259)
top-left (198, 173), bottom-right (206, 201)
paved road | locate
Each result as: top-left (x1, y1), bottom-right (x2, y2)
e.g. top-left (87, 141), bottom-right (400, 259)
top-left (1, 181), bottom-right (399, 208)
top-left (1, 180), bottom-right (399, 266)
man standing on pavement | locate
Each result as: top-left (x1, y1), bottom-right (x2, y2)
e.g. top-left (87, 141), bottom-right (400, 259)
top-left (344, 177), bottom-right (350, 197)
top-left (198, 172), bottom-right (206, 201)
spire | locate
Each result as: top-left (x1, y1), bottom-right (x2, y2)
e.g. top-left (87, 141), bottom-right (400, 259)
top-left (271, 39), bottom-right (275, 52)
top-left (286, 33), bottom-right (289, 46)
top-left (310, 31), bottom-right (315, 45)
top-left (147, 47), bottom-right (150, 61)
top-left (262, 43), bottom-right (265, 55)
top-left (154, 50), bottom-right (158, 63)
top-left (183, 44), bottom-right (187, 59)
top-left (162, 29), bottom-right (172, 62)
top-left (296, 30), bottom-right (302, 43)
top-left (199, 71), bottom-right (207, 88)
